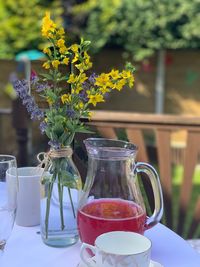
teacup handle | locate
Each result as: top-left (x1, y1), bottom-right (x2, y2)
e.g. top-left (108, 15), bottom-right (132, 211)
top-left (134, 162), bottom-right (164, 229)
top-left (80, 243), bottom-right (96, 267)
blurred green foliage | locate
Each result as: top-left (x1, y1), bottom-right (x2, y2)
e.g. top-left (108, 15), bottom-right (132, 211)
top-left (72, 0), bottom-right (200, 61)
top-left (0, 0), bottom-right (63, 59)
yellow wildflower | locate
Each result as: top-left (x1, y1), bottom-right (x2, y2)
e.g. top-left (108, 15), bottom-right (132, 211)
top-left (61, 94), bottom-right (71, 104)
top-left (75, 63), bottom-right (84, 72)
top-left (75, 101), bottom-right (84, 110)
top-left (72, 53), bottom-right (79, 63)
top-left (59, 46), bottom-right (68, 54)
top-left (109, 69), bottom-right (120, 80)
top-left (101, 86), bottom-right (110, 94)
top-left (47, 32), bottom-right (54, 39)
top-left (128, 76), bottom-right (135, 87)
top-left (57, 39), bottom-right (65, 48)
top-left (43, 47), bottom-right (51, 55)
top-left (72, 86), bottom-right (82, 94)
top-left (86, 62), bottom-right (93, 69)
top-left (84, 52), bottom-right (91, 65)
top-left (42, 62), bottom-right (50, 69)
top-left (95, 73), bottom-right (110, 87)
top-left (63, 57), bottom-right (69, 65)
top-left (47, 97), bottom-right (54, 106)
top-left (75, 61), bottom-right (92, 72)
top-left (57, 27), bottom-right (65, 36)
top-left (70, 44), bottom-right (79, 53)
top-left (79, 102), bottom-right (84, 109)
top-left (42, 11), bottom-right (56, 38)
top-left (88, 94), bottom-right (104, 106)
top-left (79, 73), bottom-right (87, 83)
top-left (121, 70), bottom-right (133, 79)
top-left (67, 74), bottom-right (77, 84)
top-left (52, 60), bottom-right (60, 69)
top-left (121, 70), bottom-right (135, 87)
top-left (113, 79), bottom-right (126, 91)
top-left (81, 51), bottom-right (93, 70)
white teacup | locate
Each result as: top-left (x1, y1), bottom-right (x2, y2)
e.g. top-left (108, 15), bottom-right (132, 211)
top-left (80, 231), bottom-right (151, 267)
top-left (15, 167), bottom-right (43, 226)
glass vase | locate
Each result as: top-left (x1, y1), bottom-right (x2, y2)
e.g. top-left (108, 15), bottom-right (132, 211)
top-left (40, 146), bottom-right (82, 247)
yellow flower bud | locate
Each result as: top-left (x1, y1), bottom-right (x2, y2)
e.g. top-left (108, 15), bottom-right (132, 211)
top-left (52, 60), bottom-right (60, 69)
top-left (59, 46), bottom-right (67, 54)
top-left (63, 57), bottom-right (69, 65)
top-left (41, 11), bottom-right (56, 38)
top-left (42, 62), bottom-right (50, 69)
top-left (57, 39), bottom-right (65, 48)
top-left (70, 44), bottom-right (79, 53)
top-left (57, 27), bottom-right (65, 36)
top-left (61, 94), bottom-right (71, 104)
top-left (67, 74), bottom-right (77, 84)
top-left (43, 47), bottom-right (51, 55)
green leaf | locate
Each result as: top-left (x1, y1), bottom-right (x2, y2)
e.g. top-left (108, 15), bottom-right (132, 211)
top-left (46, 90), bottom-right (57, 101)
top-left (41, 175), bottom-right (52, 185)
top-left (60, 170), bottom-right (78, 189)
top-left (51, 131), bottom-right (58, 140)
top-left (66, 120), bottom-right (75, 131)
top-left (40, 73), bottom-right (53, 80)
top-left (76, 127), bottom-right (94, 134)
top-left (52, 123), bottom-right (64, 137)
top-left (45, 128), bottom-right (52, 139)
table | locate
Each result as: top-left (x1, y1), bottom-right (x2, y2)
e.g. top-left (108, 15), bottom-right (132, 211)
top-left (2, 223), bottom-right (200, 267)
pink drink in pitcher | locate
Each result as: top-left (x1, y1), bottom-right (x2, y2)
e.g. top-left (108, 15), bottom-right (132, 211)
top-left (77, 198), bottom-right (146, 245)
top-left (79, 138), bottom-right (164, 246)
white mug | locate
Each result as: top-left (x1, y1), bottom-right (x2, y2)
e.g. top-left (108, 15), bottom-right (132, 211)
top-left (80, 231), bottom-right (151, 267)
top-left (15, 167), bottom-right (43, 226)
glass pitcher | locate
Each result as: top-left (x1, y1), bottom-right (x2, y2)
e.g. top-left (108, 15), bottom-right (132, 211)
top-left (77, 138), bottom-right (163, 245)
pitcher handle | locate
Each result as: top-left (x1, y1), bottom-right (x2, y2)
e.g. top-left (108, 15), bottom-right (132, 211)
top-left (134, 162), bottom-right (164, 229)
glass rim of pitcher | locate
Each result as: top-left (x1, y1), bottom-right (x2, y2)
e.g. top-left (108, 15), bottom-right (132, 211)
top-left (0, 155), bottom-right (16, 164)
top-left (84, 138), bottom-right (138, 158)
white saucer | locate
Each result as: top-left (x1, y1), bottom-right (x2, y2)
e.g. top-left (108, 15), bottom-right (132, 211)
top-left (150, 261), bottom-right (164, 267)
top-left (77, 259), bottom-right (163, 267)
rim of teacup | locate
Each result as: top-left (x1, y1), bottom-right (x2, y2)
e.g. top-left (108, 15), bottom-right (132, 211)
top-left (17, 167), bottom-right (44, 177)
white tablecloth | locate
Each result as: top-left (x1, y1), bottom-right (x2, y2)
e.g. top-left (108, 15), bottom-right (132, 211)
top-left (2, 223), bottom-right (200, 267)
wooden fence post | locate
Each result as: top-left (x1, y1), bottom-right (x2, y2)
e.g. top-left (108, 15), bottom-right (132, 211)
top-left (12, 98), bottom-right (29, 166)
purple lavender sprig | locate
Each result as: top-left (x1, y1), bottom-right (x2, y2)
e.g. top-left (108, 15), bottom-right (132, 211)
top-left (39, 121), bottom-right (48, 134)
top-left (48, 140), bottom-right (61, 150)
top-left (66, 108), bottom-right (76, 119)
top-left (12, 78), bottom-right (44, 121)
top-left (88, 73), bottom-right (97, 84)
top-left (31, 76), bottom-right (52, 93)
top-left (80, 73), bottom-right (97, 102)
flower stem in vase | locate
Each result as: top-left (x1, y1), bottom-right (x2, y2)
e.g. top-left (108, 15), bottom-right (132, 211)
top-left (45, 179), bottom-right (54, 239)
top-left (68, 187), bottom-right (76, 218)
top-left (58, 170), bottom-right (65, 230)
top-left (45, 168), bottom-right (56, 238)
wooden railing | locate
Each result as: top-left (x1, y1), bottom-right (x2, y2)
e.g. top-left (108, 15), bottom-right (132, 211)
top-left (0, 108), bottom-right (12, 152)
top-left (0, 102), bottom-right (29, 166)
top-left (81, 110), bottom-right (200, 239)
top-left (0, 108), bottom-right (12, 115)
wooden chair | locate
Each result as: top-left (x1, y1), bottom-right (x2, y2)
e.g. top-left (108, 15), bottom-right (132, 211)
top-left (75, 110), bottom-right (200, 242)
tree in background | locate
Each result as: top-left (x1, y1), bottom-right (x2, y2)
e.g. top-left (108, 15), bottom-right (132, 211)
top-left (0, 0), bottom-right (63, 59)
top-left (72, 0), bottom-right (200, 113)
